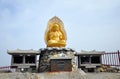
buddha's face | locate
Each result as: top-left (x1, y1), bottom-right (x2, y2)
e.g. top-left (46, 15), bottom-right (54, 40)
top-left (52, 24), bottom-right (59, 31)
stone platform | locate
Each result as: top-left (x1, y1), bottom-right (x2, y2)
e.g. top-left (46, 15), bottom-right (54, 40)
top-left (38, 47), bottom-right (77, 72)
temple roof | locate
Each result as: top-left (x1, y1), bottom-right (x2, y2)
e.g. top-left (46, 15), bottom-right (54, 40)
top-left (76, 50), bottom-right (105, 55)
top-left (7, 49), bottom-right (39, 55)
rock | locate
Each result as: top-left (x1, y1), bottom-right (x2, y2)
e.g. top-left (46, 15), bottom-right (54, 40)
top-left (38, 47), bottom-right (77, 72)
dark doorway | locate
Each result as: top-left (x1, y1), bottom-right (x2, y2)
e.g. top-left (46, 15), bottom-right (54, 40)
top-left (25, 55), bottom-right (35, 64)
top-left (81, 56), bottom-right (90, 64)
top-left (13, 55), bottom-right (23, 64)
top-left (91, 56), bottom-right (100, 64)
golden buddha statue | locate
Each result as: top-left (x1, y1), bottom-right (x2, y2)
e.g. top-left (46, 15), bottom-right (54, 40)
top-left (44, 16), bottom-right (67, 47)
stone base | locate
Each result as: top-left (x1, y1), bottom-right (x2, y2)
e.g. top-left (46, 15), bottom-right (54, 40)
top-left (38, 47), bottom-right (77, 72)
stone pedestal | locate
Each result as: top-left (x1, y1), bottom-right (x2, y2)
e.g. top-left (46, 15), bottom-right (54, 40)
top-left (38, 47), bottom-right (77, 72)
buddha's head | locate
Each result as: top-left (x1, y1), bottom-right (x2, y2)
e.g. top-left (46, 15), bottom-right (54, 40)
top-left (51, 23), bottom-right (60, 31)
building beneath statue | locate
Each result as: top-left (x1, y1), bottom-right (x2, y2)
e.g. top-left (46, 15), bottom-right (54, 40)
top-left (7, 48), bottom-right (105, 72)
top-left (7, 49), bottom-right (39, 72)
top-left (75, 50), bottom-right (105, 72)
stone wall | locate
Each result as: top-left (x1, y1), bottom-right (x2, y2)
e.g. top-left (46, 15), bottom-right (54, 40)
top-left (38, 47), bottom-right (77, 72)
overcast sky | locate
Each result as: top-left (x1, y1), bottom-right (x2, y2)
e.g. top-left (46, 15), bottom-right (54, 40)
top-left (0, 0), bottom-right (120, 66)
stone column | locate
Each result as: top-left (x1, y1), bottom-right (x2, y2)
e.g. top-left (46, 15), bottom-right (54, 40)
top-left (78, 56), bottom-right (80, 68)
top-left (23, 55), bottom-right (25, 64)
top-left (89, 55), bottom-right (91, 64)
top-left (11, 55), bottom-right (14, 65)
